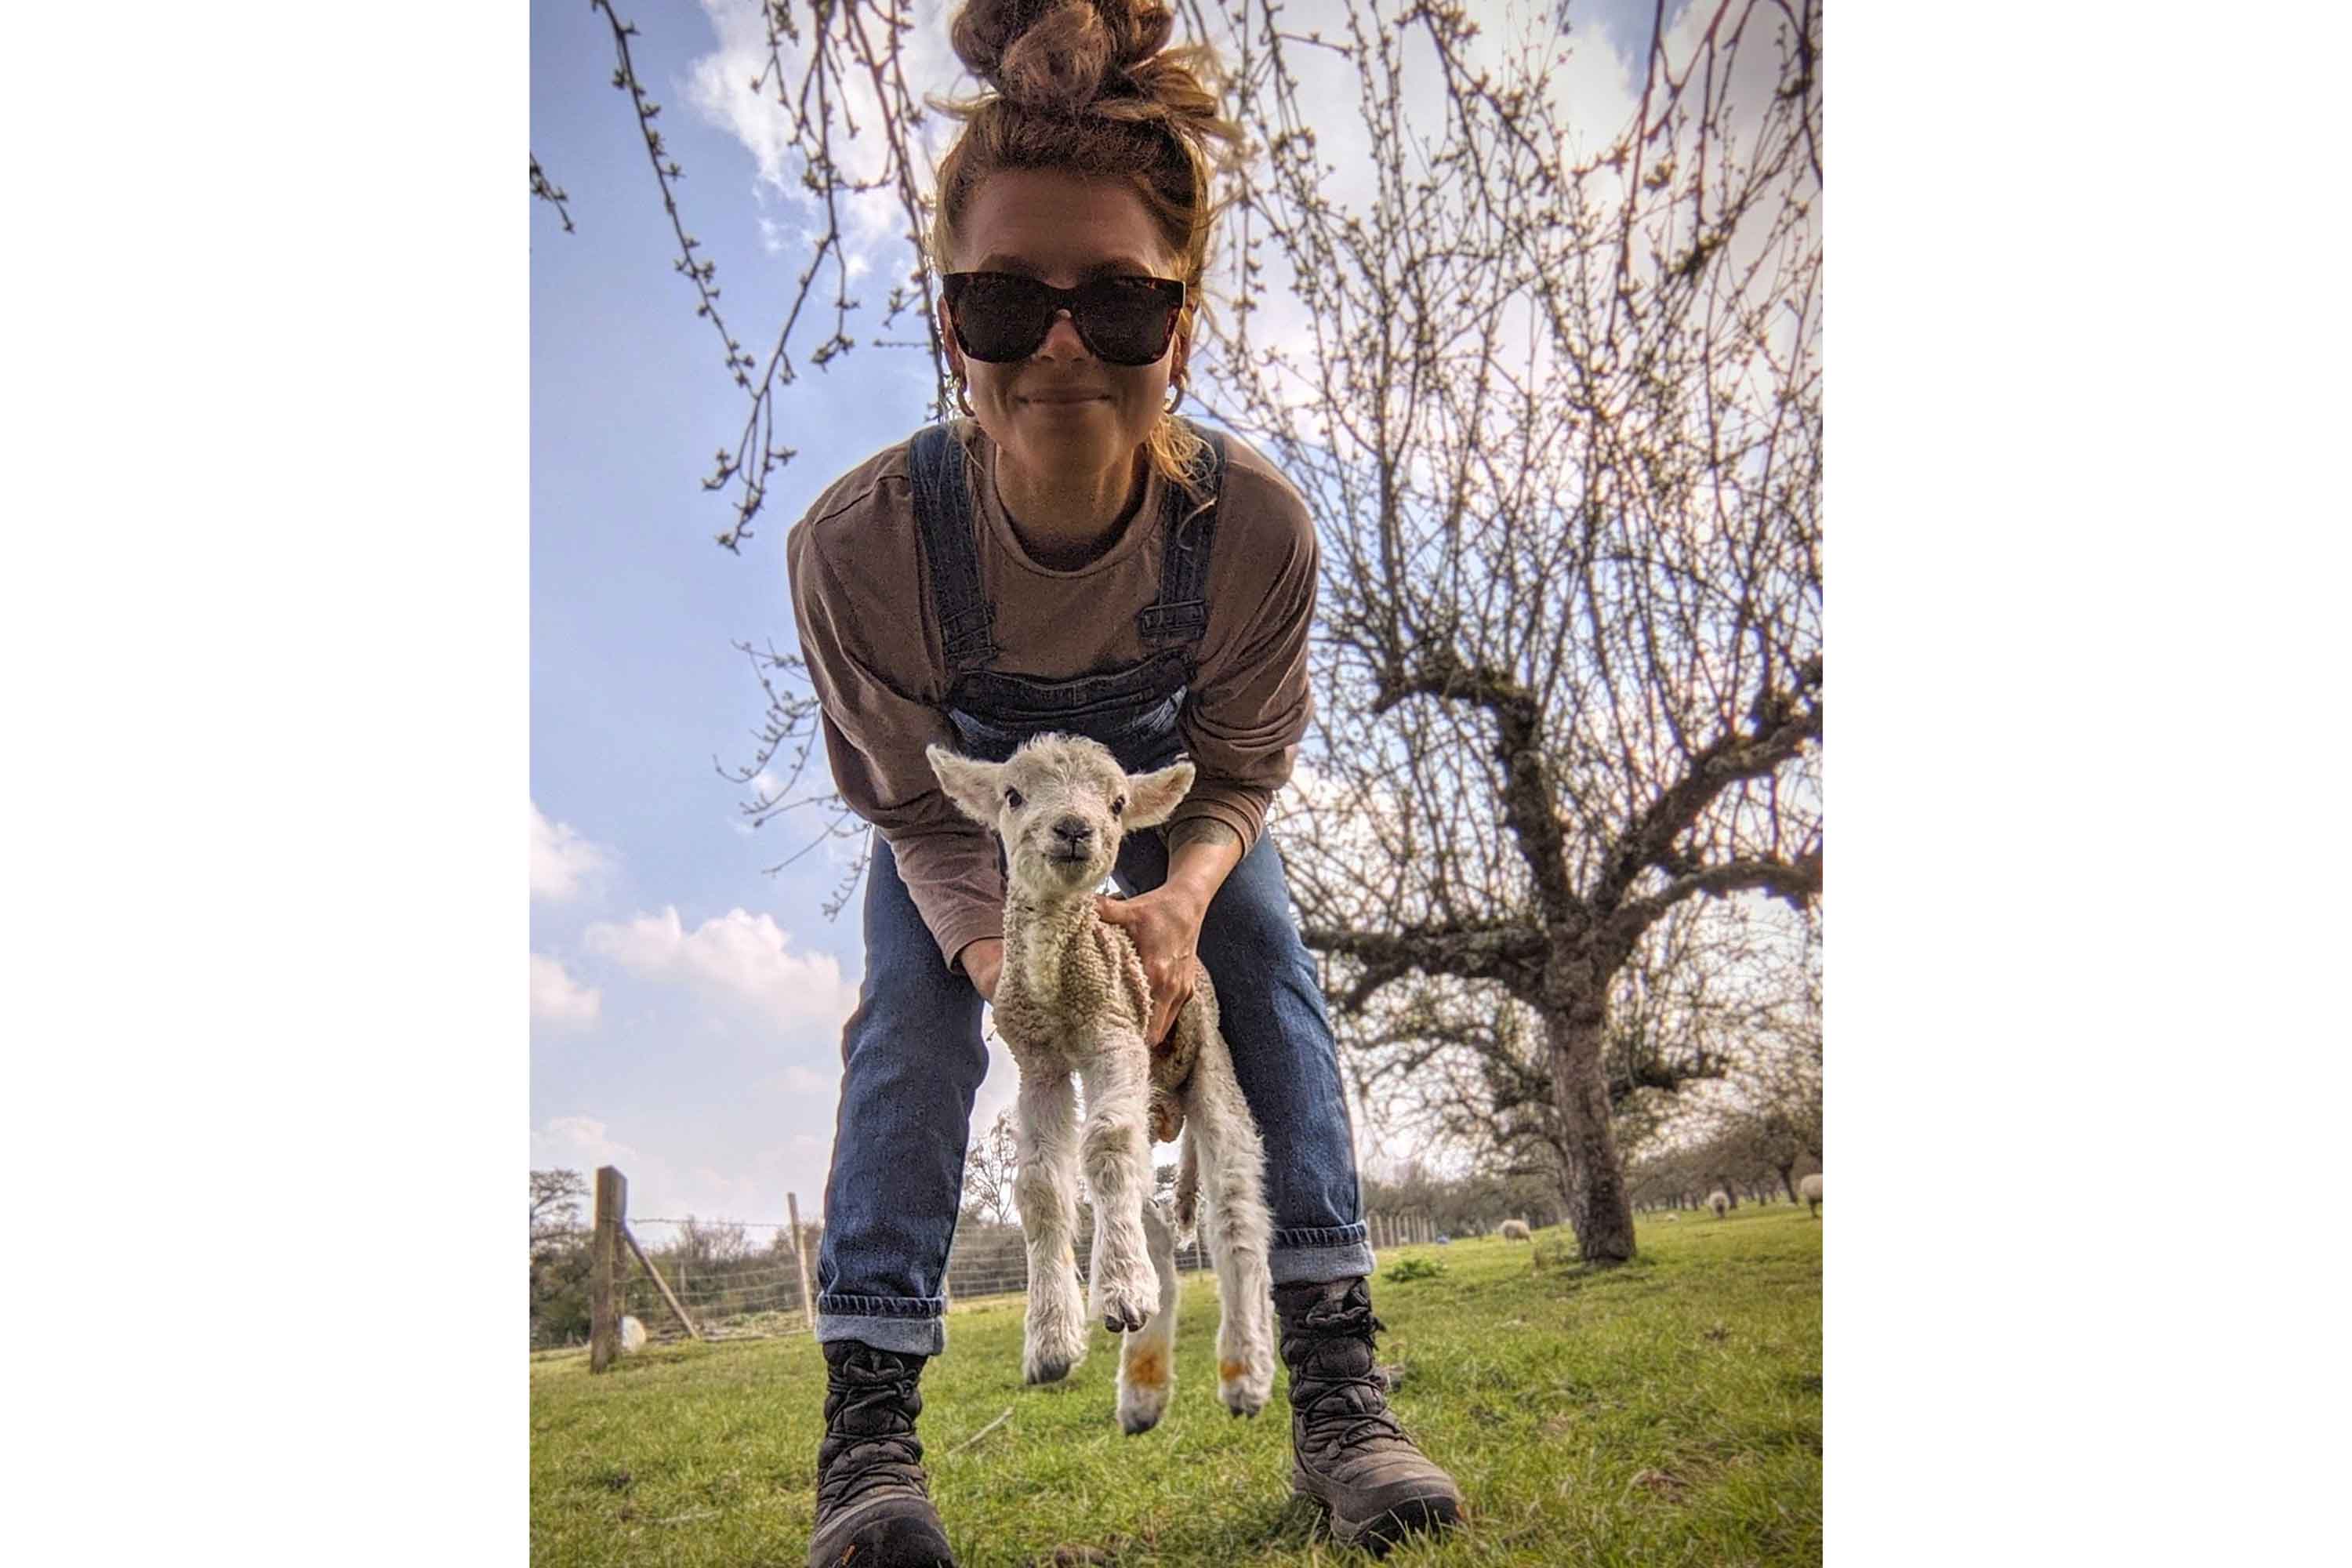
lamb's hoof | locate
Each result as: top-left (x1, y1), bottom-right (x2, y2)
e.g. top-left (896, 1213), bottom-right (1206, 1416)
top-left (1025, 1356), bottom-right (1072, 1385)
top-left (1094, 1276), bottom-right (1156, 1334)
top-left (1219, 1357), bottom-right (1272, 1418)
top-left (1103, 1306), bottom-right (1152, 1334)
top-left (1117, 1370), bottom-right (1172, 1434)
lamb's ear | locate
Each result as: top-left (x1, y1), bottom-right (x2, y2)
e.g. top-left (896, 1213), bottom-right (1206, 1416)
top-left (927, 744), bottom-right (1005, 826)
top-left (1123, 760), bottom-right (1196, 829)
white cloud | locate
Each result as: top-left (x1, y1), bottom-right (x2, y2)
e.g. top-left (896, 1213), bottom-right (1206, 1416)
top-left (530, 1115), bottom-right (817, 1225)
top-left (530, 801), bottom-right (615, 902)
top-left (684, 0), bottom-right (963, 273)
top-left (530, 952), bottom-right (602, 1030)
top-left (583, 905), bottom-right (861, 1033)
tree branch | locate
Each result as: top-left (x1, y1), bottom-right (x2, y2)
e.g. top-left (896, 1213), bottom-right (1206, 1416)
top-left (1606, 848), bottom-right (1822, 944)
top-left (1592, 653), bottom-right (1821, 915)
top-left (1370, 646), bottom-right (1580, 927)
top-left (1300, 919), bottom-right (1547, 1009)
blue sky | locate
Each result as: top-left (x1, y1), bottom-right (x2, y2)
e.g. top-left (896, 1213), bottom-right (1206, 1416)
top-left (528, 0), bottom-right (1694, 1229)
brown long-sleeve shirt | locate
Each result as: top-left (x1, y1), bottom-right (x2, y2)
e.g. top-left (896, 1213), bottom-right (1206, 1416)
top-left (785, 419), bottom-right (1318, 970)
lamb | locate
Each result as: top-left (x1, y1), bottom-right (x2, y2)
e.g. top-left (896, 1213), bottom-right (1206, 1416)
top-left (619, 1314), bottom-right (647, 1353)
top-left (1799, 1172), bottom-right (1824, 1218)
top-left (1498, 1219), bottom-right (1533, 1242)
top-left (1708, 1190), bottom-right (1731, 1219)
top-left (1661, 1213), bottom-right (1680, 1223)
top-left (929, 734), bottom-right (1276, 1436)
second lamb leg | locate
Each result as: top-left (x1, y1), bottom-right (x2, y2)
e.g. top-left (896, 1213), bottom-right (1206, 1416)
top-left (1188, 1036), bottom-right (1276, 1417)
top-left (1116, 1197), bottom-right (1183, 1435)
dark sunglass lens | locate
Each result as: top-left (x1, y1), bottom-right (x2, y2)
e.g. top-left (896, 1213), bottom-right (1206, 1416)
top-left (1079, 278), bottom-right (1178, 364)
top-left (955, 274), bottom-right (1053, 361)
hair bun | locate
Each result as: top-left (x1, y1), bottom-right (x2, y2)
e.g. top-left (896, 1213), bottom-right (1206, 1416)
top-left (951, 0), bottom-right (1175, 116)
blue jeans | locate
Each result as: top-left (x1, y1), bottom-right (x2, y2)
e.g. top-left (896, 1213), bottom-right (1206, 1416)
top-left (815, 827), bottom-right (1374, 1356)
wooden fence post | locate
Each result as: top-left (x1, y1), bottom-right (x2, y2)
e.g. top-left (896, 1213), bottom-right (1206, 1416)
top-left (590, 1165), bottom-right (626, 1374)
top-left (787, 1192), bottom-right (817, 1334)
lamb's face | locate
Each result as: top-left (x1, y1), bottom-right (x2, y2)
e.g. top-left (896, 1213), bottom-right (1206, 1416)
top-left (927, 735), bottom-right (1196, 902)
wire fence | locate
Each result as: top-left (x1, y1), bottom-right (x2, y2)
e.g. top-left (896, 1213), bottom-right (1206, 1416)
top-left (538, 1187), bottom-right (1482, 1355)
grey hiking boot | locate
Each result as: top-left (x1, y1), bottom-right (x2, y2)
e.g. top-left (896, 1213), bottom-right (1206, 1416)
top-left (1275, 1277), bottom-right (1465, 1555)
top-left (807, 1341), bottom-right (957, 1568)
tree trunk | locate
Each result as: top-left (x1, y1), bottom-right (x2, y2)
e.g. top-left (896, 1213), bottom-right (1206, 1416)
top-left (1544, 1005), bottom-right (1636, 1263)
top-left (1777, 1162), bottom-right (1799, 1204)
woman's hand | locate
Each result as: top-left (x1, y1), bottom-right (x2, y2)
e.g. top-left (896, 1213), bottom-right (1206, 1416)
top-left (959, 937), bottom-right (1006, 1005)
top-left (1095, 887), bottom-right (1207, 1046)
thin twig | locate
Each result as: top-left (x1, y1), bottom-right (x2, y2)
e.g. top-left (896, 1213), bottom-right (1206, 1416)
top-left (947, 1407), bottom-right (1014, 1456)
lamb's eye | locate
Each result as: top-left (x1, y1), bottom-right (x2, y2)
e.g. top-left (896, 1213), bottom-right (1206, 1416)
top-left (1004, 787), bottom-right (1024, 811)
top-left (1111, 796), bottom-right (1127, 816)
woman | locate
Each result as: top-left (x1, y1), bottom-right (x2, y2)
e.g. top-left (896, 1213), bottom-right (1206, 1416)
top-left (787, 4), bottom-right (1461, 1563)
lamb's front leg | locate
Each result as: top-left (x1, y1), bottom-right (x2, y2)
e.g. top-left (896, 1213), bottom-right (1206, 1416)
top-left (1015, 1070), bottom-right (1088, 1385)
top-left (1078, 1033), bottom-right (1157, 1334)
top-left (1116, 1196), bottom-right (1183, 1435)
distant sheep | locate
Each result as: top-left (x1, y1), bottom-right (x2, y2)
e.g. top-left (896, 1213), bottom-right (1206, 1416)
top-left (1498, 1219), bottom-right (1532, 1242)
top-left (619, 1315), bottom-right (648, 1353)
top-left (1708, 1191), bottom-right (1730, 1219)
top-left (1661, 1213), bottom-right (1680, 1224)
top-left (1799, 1172), bottom-right (1824, 1218)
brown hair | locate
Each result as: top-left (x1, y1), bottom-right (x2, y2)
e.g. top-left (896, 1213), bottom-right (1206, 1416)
top-left (931, 0), bottom-right (1244, 499)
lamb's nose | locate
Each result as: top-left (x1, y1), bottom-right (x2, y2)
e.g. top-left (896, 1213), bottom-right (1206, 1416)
top-left (1052, 817), bottom-right (1092, 845)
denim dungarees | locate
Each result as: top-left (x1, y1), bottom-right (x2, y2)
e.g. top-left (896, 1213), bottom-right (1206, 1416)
top-left (814, 419), bottom-right (1375, 1357)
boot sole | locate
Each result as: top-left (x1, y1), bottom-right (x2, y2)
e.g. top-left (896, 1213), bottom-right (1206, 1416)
top-left (1296, 1480), bottom-right (1464, 1555)
top-left (807, 1493), bottom-right (957, 1568)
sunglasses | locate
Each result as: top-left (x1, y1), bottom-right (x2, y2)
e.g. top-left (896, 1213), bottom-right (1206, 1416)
top-left (942, 271), bottom-right (1186, 366)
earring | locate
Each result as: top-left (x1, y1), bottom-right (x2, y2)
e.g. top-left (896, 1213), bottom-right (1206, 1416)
top-left (954, 375), bottom-right (975, 417)
top-left (1163, 372), bottom-right (1186, 416)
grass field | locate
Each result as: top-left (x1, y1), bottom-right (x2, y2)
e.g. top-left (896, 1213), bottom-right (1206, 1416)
top-left (531, 1204), bottom-right (1821, 1566)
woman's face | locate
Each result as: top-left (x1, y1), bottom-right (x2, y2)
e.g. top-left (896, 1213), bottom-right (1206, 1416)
top-left (941, 168), bottom-right (1189, 488)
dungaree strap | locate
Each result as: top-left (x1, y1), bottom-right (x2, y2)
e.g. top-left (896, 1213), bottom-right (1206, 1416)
top-left (1136, 423), bottom-right (1229, 648)
top-left (908, 423), bottom-right (999, 674)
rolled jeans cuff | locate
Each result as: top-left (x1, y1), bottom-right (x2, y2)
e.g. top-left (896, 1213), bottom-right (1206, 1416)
top-left (816, 1294), bottom-right (946, 1358)
top-left (1268, 1222), bottom-right (1375, 1287)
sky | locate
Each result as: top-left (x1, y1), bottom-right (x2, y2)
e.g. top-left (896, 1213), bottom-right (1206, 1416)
top-left (526, 0), bottom-right (1689, 1232)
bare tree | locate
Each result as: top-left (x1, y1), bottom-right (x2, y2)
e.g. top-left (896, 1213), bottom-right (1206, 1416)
top-left (1346, 894), bottom-right (1799, 1211)
top-left (1214, 0), bottom-right (1823, 1262)
top-left (961, 1108), bottom-right (1022, 1227)
top-left (531, 1167), bottom-right (589, 1245)
top-left (675, 1215), bottom-right (755, 1265)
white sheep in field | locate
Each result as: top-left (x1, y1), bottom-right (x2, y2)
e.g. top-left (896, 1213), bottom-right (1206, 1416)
top-left (1498, 1219), bottom-right (1532, 1242)
top-left (619, 1315), bottom-right (648, 1353)
top-left (1799, 1172), bottom-right (1824, 1218)
top-left (930, 734), bottom-right (1276, 1436)
top-left (1708, 1190), bottom-right (1731, 1218)
top-left (1661, 1213), bottom-right (1681, 1224)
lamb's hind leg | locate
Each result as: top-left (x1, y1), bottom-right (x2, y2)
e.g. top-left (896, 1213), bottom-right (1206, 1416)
top-left (1116, 1197), bottom-right (1182, 1435)
top-left (1188, 1029), bottom-right (1276, 1417)
top-left (1078, 1033), bottom-right (1157, 1334)
top-left (1015, 1070), bottom-right (1088, 1384)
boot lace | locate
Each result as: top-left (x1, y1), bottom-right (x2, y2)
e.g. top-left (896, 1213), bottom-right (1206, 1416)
top-left (816, 1347), bottom-right (929, 1512)
top-left (1285, 1290), bottom-right (1412, 1458)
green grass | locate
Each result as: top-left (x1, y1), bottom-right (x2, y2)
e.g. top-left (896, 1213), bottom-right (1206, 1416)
top-left (531, 1205), bottom-right (1820, 1566)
